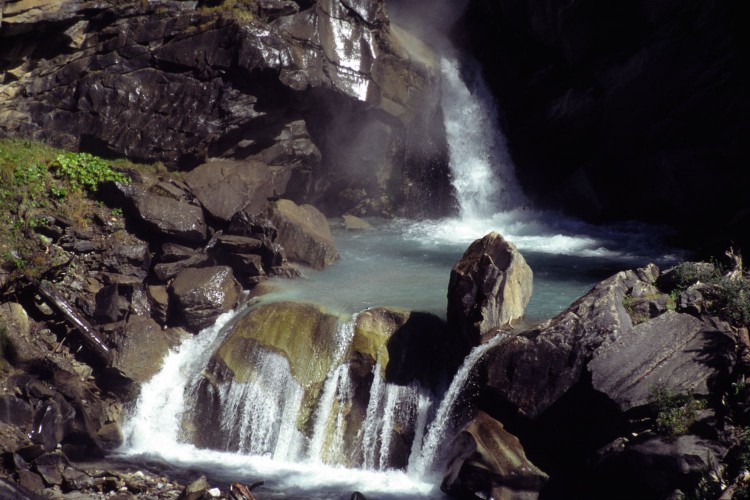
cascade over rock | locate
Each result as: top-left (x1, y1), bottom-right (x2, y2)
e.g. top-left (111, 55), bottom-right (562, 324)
top-left (447, 232), bottom-right (533, 346)
top-left (441, 411), bottom-right (548, 499)
top-left (0, 0), bottom-right (452, 217)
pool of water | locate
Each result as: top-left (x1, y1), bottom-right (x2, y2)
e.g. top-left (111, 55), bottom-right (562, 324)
top-left (259, 216), bottom-right (682, 325)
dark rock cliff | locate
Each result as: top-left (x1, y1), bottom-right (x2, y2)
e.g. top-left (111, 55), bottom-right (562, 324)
top-left (0, 0), bottom-right (452, 217)
top-left (462, 0), bottom-right (750, 253)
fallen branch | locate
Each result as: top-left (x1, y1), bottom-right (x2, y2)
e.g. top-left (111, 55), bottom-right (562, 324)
top-left (37, 280), bottom-right (112, 364)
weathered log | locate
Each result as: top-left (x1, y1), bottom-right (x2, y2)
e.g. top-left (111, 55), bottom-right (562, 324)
top-left (37, 281), bottom-right (112, 364)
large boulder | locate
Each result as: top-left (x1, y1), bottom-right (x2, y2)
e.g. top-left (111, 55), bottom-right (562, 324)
top-left (121, 185), bottom-right (207, 243)
top-left (442, 411), bottom-right (548, 499)
top-left (108, 316), bottom-right (174, 385)
top-left (184, 159), bottom-right (290, 222)
top-left (590, 312), bottom-right (735, 412)
top-left (481, 269), bottom-right (637, 419)
top-left (447, 232), bottom-right (533, 346)
top-left (269, 199), bottom-right (339, 270)
top-left (169, 266), bottom-right (240, 332)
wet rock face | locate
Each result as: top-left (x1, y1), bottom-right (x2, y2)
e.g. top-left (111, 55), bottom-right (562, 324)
top-left (0, 0), bottom-right (451, 217)
top-left (463, 0), bottom-right (750, 251)
top-left (169, 266), bottom-right (240, 332)
top-left (447, 232), bottom-right (533, 346)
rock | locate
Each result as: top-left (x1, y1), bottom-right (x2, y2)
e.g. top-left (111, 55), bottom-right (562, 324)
top-left (601, 435), bottom-right (728, 497)
top-left (447, 232), bottom-right (533, 345)
top-left (219, 253), bottom-right (266, 288)
top-left (122, 185), bottom-right (207, 243)
top-left (153, 254), bottom-right (211, 282)
top-left (268, 199), bottom-right (339, 270)
top-left (590, 312), bottom-right (736, 412)
top-left (482, 270), bottom-right (637, 418)
top-left (352, 307), bottom-right (458, 388)
top-left (170, 266), bottom-right (240, 332)
top-left (214, 234), bottom-right (264, 254)
top-left (0, 476), bottom-right (40, 499)
top-left (181, 475), bottom-right (209, 500)
top-left (110, 316), bottom-right (173, 385)
top-left (99, 236), bottom-right (151, 278)
top-left (342, 215), bottom-right (372, 231)
top-left (184, 159), bottom-right (290, 222)
top-left (442, 411), bottom-right (548, 499)
top-left (147, 285), bottom-right (170, 324)
top-left (94, 285), bottom-right (125, 323)
top-left (29, 399), bottom-right (65, 451)
top-left (0, 396), bottom-right (33, 429)
top-left (227, 211), bottom-right (278, 240)
top-left (0, 0), bottom-right (450, 219)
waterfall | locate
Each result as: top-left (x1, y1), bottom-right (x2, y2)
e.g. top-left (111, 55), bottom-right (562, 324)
top-left (121, 310), bottom-right (239, 453)
top-left (409, 333), bottom-right (507, 478)
top-left (440, 55), bottom-right (526, 218)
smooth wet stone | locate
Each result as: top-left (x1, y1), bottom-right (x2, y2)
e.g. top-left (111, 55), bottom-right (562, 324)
top-left (170, 266), bottom-right (240, 332)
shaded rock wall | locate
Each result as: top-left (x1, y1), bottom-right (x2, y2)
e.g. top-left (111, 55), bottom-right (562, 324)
top-left (462, 0), bottom-right (750, 252)
top-left (0, 0), bottom-right (452, 217)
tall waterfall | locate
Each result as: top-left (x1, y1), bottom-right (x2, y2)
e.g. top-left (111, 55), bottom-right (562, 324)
top-left (440, 54), bottom-right (526, 218)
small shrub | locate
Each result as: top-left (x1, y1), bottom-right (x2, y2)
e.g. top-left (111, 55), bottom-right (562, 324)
top-left (53, 152), bottom-right (129, 192)
top-left (714, 276), bottom-right (750, 327)
top-left (651, 387), bottom-right (706, 436)
top-left (670, 262), bottom-right (722, 292)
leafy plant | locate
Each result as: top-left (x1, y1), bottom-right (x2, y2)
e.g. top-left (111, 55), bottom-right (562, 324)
top-left (651, 387), bottom-right (706, 436)
top-left (53, 152), bottom-right (129, 192)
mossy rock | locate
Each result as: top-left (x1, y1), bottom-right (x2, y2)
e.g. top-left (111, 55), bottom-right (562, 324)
top-left (216, 301), bottom-right (340, 386)
top-left (351, 307), bottom-right (411, 375)
top-left (212, 301), bottom-right (341, 433)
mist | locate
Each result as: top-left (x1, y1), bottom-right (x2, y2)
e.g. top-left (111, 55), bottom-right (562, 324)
top-left (386, 0), bottom-right (469, 53)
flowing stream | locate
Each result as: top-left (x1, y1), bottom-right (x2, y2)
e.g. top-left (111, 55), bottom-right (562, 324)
top-left (118, 29), bottom-right (682, 500)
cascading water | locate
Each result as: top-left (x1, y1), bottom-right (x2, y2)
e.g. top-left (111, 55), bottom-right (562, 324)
top-left (440, 55), bottom-right (526, 218)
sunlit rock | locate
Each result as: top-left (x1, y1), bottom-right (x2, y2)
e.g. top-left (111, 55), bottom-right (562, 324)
top-left (269, 199), bottom-right (339, 270)
top-left (447, 232), bottom-right (533, 345)
top-left (169, 266), bottom-right (240, 332)
top-left (442, 411), bottom-right (548, 499)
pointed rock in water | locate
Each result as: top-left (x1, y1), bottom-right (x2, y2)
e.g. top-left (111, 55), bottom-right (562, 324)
top-left (442, 411), bottom-right (548, 499)
top-left (447, 232), bottom-right (533, 345)
top-left (269, 199), bottom-right (339, 270)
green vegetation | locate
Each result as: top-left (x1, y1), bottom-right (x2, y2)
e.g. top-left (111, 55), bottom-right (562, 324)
top-left (622, 293), bottom-right (649, 324)
top-left (651, 387), bottom-right (705, 436)
top-left (667, 260), bottom-right (750, 328)
top-left (53, 152), bottom-right (129, 192)
top-left (197, 0), bottom-right (257, 22)
top-left (0, 138), bottom-right (159, 280)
